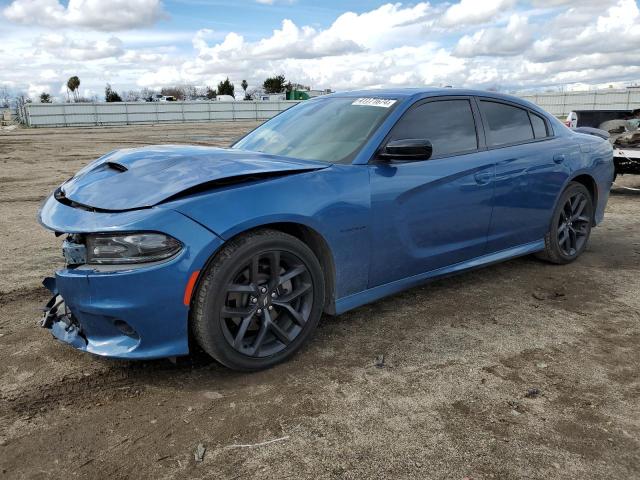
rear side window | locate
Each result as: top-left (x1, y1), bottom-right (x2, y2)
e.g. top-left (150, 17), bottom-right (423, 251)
top-left (388, 99), bottom-right (478, 157)
top-left (530, 112), bottom-right (548, 138)
top-left (480, 101), bottom-right (534, 146)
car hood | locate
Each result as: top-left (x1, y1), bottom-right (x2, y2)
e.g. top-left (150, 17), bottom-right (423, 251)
top-left (57, 145), bottom-right (329, 211)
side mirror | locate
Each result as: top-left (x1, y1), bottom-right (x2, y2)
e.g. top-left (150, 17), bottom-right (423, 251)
top-left (378, 139), bottom-right (433, 161)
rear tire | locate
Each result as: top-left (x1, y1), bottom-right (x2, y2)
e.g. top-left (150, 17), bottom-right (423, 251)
top-left (537, 182), bottom-right (593, 264)
top-left (191, 229), bottom-right (325, 371)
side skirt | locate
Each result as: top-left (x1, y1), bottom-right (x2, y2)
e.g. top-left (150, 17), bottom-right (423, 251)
top-left (334, 240), bottom-right (545, 315)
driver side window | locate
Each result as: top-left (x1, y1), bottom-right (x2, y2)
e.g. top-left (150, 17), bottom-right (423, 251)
top-left (388, 99), bottom-right (478, 158)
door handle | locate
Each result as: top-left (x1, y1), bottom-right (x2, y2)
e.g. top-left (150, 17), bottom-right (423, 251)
top-left (553, 153), bottom-right (566, 164)
top-left (474, 171), bottom-right (492, 185)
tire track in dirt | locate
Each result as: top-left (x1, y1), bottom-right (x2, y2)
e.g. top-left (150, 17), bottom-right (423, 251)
top-left (0, 351), bottom-right (220, 419)
top-left (1, 368), bottom-right (142, 418)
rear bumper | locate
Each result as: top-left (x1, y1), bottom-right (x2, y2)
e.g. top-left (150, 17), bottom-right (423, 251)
top-left (595, 186), bottom-right (609, 226)
top-left (38, 194), bottom-right (224, 359)
top-left (591, 141), bottom-right (615, 226)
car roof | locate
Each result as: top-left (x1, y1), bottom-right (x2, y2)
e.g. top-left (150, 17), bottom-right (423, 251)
top-left (326, 88), bottom-right (545, 115)
top-left (330, 87), bottom-right (515, 100)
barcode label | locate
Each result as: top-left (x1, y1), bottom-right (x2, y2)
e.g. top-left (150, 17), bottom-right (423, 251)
top-left (352, 98), bottom-right (396, 108)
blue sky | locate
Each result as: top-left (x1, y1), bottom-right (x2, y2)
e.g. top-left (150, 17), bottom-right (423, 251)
top-left (167, 1), bottom-right (379, 34)
top-left (1, 0), bottom-right (639, 100)
top-left (130, 1), bottom-right (462, 49)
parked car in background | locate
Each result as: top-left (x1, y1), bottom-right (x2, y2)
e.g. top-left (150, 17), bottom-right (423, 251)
top-left (39, 88), bottom-right (614, 370)
top-left (259, 94), bottom-right (286, 101)
top-left (566, 109), bottom-right (640, 176)
top-left (149, 94), bottom-right (176, 102)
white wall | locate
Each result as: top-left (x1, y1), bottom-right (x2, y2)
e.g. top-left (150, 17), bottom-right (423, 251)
top-left (24, 89), bottom-right (640, 126)
top-left (24, 100), bottom-right (300, 127)
top-left (519, 88), bottom-right (640, 117)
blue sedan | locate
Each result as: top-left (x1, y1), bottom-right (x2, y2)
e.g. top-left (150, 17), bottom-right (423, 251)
top-left (39, 88), bottom-right (614, 370)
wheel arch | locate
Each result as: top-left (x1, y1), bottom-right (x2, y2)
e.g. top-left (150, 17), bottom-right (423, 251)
top-left (256, 222), bottom-right (337, 314)
top-left (567, 173), bottom-right (598, 224)
top-left (192, 221), bottom-right (338, 315)
top-left (543, 172), bottom-right (599, 236)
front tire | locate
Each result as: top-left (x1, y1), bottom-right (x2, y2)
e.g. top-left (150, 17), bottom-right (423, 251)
top-left (538, 182), bottom-right (593, 264)
top-left (191, 229), bottom-right (325, 371)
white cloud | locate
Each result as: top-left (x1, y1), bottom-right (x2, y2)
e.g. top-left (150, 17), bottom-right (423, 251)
top-left (251, 19), bottom-right (364, 59)
top-left (34, 33), bottom-right (124, 60)
top-left (441, 0), bottom-right (515, 27)
top-left (137, 66), bottom-right (184, 88)
top-left (530, 0), bottom-right (640, 62)
top-left (596, 0), bottom-right (637, 30)
top-left (28, 82), bottom-right (49, 98)
top-left (2, 0), bottom-right (640, 101)
top-left (39, 69), bottom-right (58, 81)
top-left (315, 3), bottom-right (433, 50)
top-left (3, 0), bottom-right (166, 31)
top-left (454, 14), bottom-right (533, 57)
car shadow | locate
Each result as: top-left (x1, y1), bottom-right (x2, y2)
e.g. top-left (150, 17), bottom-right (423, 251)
top-left (66, 243), bottom-right (608, 396)
top-left (92, 254), bottom-right (546, 386)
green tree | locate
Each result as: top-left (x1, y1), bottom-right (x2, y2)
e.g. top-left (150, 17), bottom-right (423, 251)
top-left (105, 83), bottom-right (122, 102)
top-left (39, 92), bottom-right (52, 103)
top-left (66, 76), bottom-right (80, 102)
top-left (205, 86), bottom-right (216, 100)
top-left (217, 77), bottom-right (235, 97)
top-left (263, 74), bottom-right (287, 94)
top-left (241, 79), bottom-right (248, 98)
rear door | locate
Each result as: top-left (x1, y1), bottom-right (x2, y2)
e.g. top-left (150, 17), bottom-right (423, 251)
top-left (477, 99), bottom-right (571, 252)
top-left (368, 97), bottom-right (496, 287)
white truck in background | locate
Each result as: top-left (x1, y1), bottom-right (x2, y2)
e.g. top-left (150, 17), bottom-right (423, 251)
top-left (566, 109), bottom-right (640, 177)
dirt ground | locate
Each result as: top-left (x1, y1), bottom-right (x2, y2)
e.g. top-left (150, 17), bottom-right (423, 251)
top-left (0, 123), bottom-right (638, 480)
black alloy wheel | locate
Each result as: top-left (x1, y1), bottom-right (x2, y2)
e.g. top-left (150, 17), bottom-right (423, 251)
top-left (557, 190), bottom-right (591, 257)
top-left (191, 229), bottom-right (325, 371)
top-left (220, 250), bottom-right (313, 358)
top-left (538, 181), bottom-right (593, 264)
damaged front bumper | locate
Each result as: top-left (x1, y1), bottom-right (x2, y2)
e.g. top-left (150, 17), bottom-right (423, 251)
top-left (40, 272), bottom-right (147, 358)
top-left (41, 284), bottom-right (88, 351)
top-left (38, 193), bottom-right (224, 360)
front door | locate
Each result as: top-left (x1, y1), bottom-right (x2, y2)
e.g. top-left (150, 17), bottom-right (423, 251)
top-left (368, 98), bottom-right (495, 288)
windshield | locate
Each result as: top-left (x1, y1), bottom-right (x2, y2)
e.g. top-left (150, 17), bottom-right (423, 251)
top-left (232, 97), bottom-right (398, 164)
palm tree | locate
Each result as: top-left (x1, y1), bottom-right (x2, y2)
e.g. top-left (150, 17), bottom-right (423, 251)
top-left (66, 76), bottom-right (80, 102)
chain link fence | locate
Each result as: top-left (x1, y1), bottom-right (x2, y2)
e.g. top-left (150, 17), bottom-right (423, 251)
top-left (519, 88), bottom-right (640, 117)
top-left (15, 89), bottom-right (640, 127)
top-left (21, 100), bottom-right (300, 127)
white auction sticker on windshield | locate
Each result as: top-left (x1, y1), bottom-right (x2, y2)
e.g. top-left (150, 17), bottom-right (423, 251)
top-left (352, 98), bottom-right (396, 108)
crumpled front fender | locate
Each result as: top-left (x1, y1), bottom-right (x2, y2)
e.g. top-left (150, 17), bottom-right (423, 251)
top-left (38, 194), bottom-right (225, 360)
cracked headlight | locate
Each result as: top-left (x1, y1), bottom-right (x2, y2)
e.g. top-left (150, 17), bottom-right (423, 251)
top-left (86, 232), bottom-right (182, 265)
